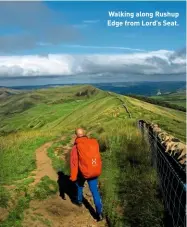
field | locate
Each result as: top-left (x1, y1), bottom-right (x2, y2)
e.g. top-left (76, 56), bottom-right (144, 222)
top-left (0, 85), bottom-right (186, 227)
top-left (151, 91), bottom-right (186, 108)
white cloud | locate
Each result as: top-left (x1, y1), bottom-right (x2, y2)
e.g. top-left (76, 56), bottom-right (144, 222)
top-left (0, 49), bottom-right (185, 77)
top-left (63, 44), bottom-right (145, 52)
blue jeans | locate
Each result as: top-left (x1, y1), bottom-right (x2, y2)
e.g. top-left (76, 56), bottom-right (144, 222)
top-left (76, 176), bottom-right (103, 215)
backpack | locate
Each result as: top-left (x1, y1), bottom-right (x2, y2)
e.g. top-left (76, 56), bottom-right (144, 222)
top-left (75, 136), bottom-right (102, 179)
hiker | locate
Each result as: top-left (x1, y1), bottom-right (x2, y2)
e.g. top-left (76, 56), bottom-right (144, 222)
top-left (70, 128), bottom-right (103, 222)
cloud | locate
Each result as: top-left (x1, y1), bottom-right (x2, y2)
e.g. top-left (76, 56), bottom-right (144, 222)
top-left (62, 45), bottom-right (145, 52)
top-left (0, 49), bottom-right (185, 79)
top-left (35, 43), bottom-right (144, 52)
top-left (0, 2), bottom-right (79, 52)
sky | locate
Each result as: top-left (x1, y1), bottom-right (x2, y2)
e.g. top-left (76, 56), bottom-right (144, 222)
top-left (0, 1), bottom-right (186, 86)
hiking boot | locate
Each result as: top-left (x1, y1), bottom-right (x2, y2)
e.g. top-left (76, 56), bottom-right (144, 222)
top-left (96, 213), bottom-right (104, 222)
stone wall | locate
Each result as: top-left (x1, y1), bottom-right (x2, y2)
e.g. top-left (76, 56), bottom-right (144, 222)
top-left (145, 122), bottom-right (186, 169)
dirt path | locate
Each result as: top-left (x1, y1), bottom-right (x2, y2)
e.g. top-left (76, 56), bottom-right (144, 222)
top-left (30, 142), bottom-right (57, 185)
top-left (22, 137), bottom-right (107, 227)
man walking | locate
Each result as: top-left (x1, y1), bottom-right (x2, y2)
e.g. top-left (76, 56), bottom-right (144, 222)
top-left (70, 128), bottom-right (103, 222)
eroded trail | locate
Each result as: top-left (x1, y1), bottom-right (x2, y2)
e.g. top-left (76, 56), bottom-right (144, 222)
top-left (30, 142), bottom-right (57, 185)
top-left (22, 137), bottom-right (107, 227)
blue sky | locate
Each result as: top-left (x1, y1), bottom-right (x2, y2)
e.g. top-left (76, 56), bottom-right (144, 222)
top-left (0, 1), bottom-right (186, 54)
top-left (0, 1), bottom-right (186, 84)
top-left (44, 1), bottom-right (186, 53)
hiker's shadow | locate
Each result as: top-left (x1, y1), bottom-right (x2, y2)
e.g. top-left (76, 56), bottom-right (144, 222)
top-left (57, 171), bottom-right (77, 202)
top-left (57, 171), bottom-right (97, 219)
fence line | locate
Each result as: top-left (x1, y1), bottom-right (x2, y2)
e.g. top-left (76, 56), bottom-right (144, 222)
top-left (138, 120), bottom-right (186, 227)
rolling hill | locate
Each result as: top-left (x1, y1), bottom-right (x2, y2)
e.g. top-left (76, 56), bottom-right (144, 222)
top-left (151, 91), bottom-right (186, 108)
top-left (0, 85), bottom-right (186, 227)
top-left (0, 88), bottom-right (25, 101)
top-left (4, 81), bottom-right (186, 96)
top-left (0, 85), bottom-right (185, 140)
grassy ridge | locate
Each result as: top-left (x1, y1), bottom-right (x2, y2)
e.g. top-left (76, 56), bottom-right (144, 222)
top-left (0, 85), bottom-right (185, 226)
top-left (0, 85), bottom-right (102, 134)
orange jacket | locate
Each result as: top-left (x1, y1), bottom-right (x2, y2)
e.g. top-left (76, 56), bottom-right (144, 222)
top-left (70, 144), bottom-right (78, 181)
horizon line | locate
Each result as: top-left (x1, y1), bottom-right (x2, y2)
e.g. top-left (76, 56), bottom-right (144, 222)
top-left (0, 80), bottom-right (186, 89)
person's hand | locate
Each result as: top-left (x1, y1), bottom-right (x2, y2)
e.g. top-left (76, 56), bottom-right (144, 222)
top-left (69, 176), bottom-right (77, 182)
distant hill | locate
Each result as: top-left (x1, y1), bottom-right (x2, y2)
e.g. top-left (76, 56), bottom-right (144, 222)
top-left (2, 81), bottom-right (186, 96)
top-left (0, 87), bottom-right (25, 100)
top-left (0, 85), bottom-right (99, 116)
top-left (95, 81), bottom-right (186, 96)
top-left (151, 91), bottom-right (186, 108)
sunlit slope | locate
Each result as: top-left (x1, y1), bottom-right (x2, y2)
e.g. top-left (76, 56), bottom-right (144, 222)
top-left (0, 85), bottom-right (185, 227)
top-left (0, 85), bottom-right (185, 184)
top-left (0, 85), bottom-right (185, 141)
top-left (151, 91), bottom-right (186, 108)
top-left (0, 85), bottom-right (107, 133)
top-left (122, 94), bottom-right (186, 141)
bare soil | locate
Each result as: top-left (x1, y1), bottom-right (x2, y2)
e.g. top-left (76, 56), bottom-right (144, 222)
top-left (22, 137), bottom-right (107, 227)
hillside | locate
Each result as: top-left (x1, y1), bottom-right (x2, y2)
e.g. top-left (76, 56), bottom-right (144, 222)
top-left (0, 88), bottom-right (25, 101)
top-left (151, 91), bottom-right (186, 108)
top-left (0, 85), bottom-right (185, 140)
top-left (0, 85), bottom-right (186, 227)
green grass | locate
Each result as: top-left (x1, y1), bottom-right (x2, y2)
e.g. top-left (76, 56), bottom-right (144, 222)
top-left (47, 136), bottom-right (72, 174)
top-left (14, 178), bottom-right (35, 193)
top-left (0, 86), bottom-right (185, 140)
top-left (0, 133), bottom-right (55, 185)
top-left (151, 91), bottom-right (186, 108)
top-left (0, 195), bottom-right (31, 227)
top-left (0, 102), bottom-right (84, 134)
top-left (0, 186), bottom-right (10, 208)
top-left (60, 136), bottom-right (72, 146)
top-left (0, 85), bottom-right (103, 134)
top-left (32, 176), bottom-right (58, 200)
top-left (123, 95), bottom-right (186, 141)
top-left (47, 141), bottom-right (67, 172)
top-left (94, 122), bottom-right (164, 227)
top-left (0, 85), bottom-right (185, 227)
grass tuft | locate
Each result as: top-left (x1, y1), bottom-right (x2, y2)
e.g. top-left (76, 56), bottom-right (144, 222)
top-left (32, 176), bottom-right (58, 200)
top-left (0, 186), bottom-right (10, 208)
